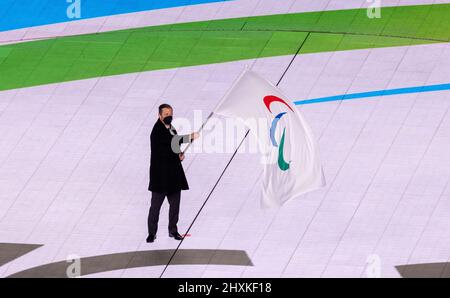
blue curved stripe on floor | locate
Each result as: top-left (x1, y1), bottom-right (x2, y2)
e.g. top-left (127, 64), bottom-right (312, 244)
top-left (0, 0), bottom-right (230, 33)
top-left (294, 83), bottom-right (450, 105)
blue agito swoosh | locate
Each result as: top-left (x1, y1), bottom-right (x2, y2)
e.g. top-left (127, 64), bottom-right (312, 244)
top-left (269, 112), bottom-right (286, 147)
top-left (0, 0), bottom-right (231, 33)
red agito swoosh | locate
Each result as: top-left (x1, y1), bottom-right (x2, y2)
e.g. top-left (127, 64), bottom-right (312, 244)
top-left (263, 95), bottom-right (294, 113)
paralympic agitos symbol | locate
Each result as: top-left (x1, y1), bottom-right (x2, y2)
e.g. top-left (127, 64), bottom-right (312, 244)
top-left (263, 95), bottom-right (294, 171)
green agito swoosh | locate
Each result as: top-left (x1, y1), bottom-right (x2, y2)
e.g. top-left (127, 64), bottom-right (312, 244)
top-left (0, 3), bottom-right (449, 91)
top-left (278, 127), bottom-right (290, 171)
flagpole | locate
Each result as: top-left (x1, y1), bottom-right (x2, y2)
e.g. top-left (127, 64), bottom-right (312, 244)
top-left (180, 110), bottom-right (213, 154)
top-left (181, 66), bottom-right (249, 154)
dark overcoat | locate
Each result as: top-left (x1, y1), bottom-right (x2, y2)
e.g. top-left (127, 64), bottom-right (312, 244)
top-left (148, 119), bottom-right (189, 193)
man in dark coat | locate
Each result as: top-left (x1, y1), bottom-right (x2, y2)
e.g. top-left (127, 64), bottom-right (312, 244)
top-left (147, 103), bottom-right (198, 243)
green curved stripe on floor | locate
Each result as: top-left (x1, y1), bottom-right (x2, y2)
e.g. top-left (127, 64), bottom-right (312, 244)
top-left (0, 3), bottom-right (449, 91)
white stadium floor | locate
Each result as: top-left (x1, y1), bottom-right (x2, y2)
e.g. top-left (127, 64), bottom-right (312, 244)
top-left (1, 37), bottom-right (450, 277)
top-left (0, 40), bottom-right (450, 277)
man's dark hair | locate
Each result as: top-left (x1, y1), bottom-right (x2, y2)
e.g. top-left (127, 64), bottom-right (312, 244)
top-left (158, 103), bottom-right (172, 115)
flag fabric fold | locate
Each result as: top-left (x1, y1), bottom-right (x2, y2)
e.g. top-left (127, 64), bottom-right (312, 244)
top-left (214, 70), bottom-right (326, 208)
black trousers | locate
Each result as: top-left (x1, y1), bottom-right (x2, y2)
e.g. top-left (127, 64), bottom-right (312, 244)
top-left (147, 191), bottom-right (181, 236)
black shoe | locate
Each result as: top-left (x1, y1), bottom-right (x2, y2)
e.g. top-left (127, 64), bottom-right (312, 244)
top-left (169, 232), bottom-right (184, 240)
top-left (146, 234), bottom-right (156, 243)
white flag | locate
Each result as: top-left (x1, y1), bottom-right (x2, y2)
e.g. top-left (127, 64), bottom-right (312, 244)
top-left (214, 70), bottom-right (326, 208)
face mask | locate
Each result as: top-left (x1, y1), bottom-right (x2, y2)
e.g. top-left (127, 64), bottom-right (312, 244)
top-left (163, 115), bottom-right (173, 125)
